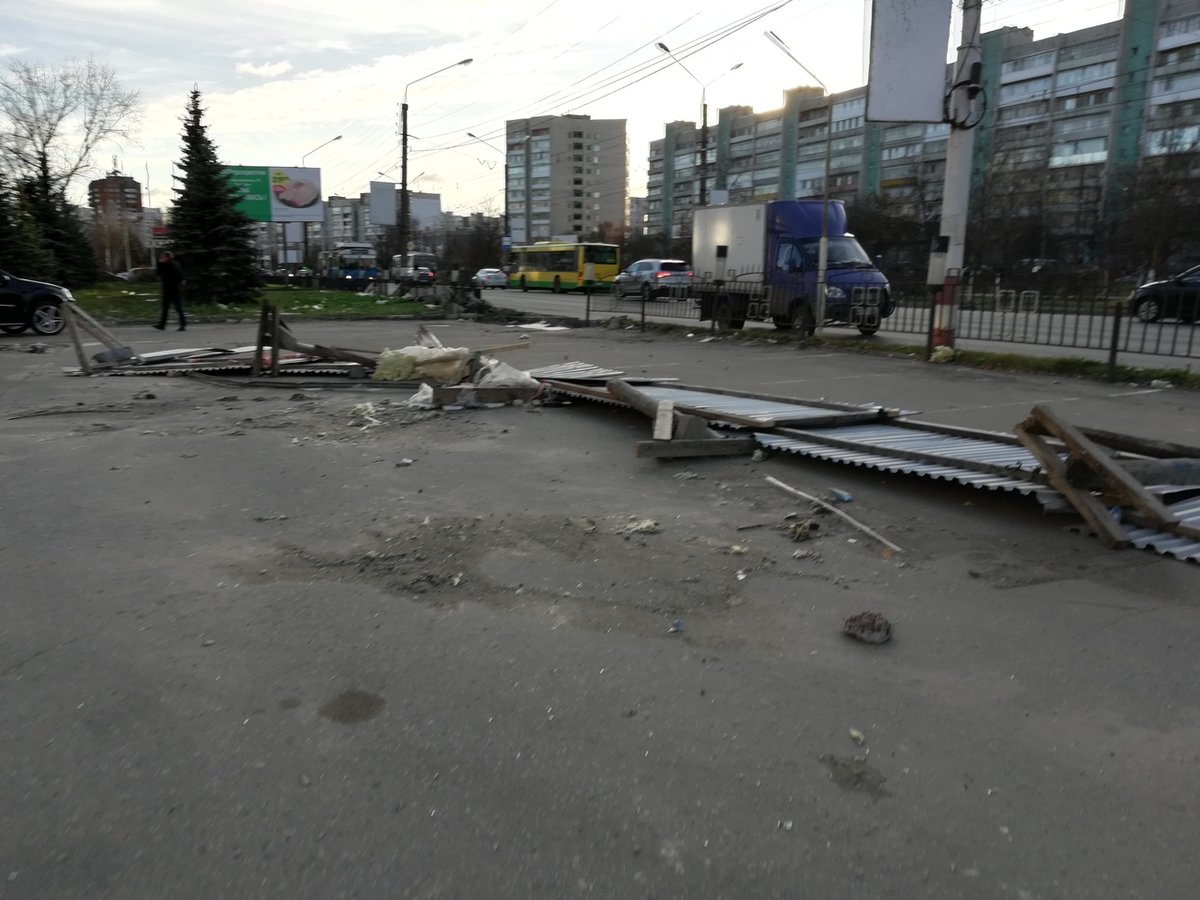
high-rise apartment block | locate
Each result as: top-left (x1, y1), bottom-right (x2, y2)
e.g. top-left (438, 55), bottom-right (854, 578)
top-left (646, 0), bottom-right (1200, 264)
top-left (505, 114), bottom-right (627, 243)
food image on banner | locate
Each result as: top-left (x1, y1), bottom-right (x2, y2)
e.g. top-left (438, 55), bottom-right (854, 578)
top-left (269, 167), bottom-right (323, 222)
top-left (225, 165), bottom-right (324, 222)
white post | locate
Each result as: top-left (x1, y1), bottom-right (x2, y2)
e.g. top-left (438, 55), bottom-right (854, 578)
top-left (932, 0), bottom-right (982, 348)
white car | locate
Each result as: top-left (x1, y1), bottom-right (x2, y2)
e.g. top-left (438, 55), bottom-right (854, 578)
top-left (611, 259), bottom-right (692, 300)
top-left (473, 268), bottom-right (509, 289)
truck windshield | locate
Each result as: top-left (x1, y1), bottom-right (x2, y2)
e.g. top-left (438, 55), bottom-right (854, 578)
top-left (798, 236), bottom-right (874, 269)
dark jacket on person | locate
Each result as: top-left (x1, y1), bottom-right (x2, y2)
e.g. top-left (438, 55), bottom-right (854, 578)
top-left (157, 258), bottom-right (184, 299)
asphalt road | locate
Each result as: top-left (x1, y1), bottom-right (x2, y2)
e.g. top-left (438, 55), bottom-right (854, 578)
top-left (3, 320), bottom-right (1199, 899)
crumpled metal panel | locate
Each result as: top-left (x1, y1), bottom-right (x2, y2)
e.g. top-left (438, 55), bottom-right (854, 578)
top-left (611, 386), bottom-right (887, 425)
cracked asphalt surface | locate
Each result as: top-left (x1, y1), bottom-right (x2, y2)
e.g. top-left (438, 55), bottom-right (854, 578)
top-left (2, 319), bottom-right (1199, 899)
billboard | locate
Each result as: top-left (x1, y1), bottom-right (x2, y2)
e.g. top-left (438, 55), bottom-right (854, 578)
top-left (225, 165), bottom-right (324, 222)
top-left (866, 0), bottom-right (953, 123)
top-left (368, 181), bottom-right (397, 226)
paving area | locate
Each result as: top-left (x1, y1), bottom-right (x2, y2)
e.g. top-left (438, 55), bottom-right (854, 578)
top-left (2, 319), bottom-right (1199, 899)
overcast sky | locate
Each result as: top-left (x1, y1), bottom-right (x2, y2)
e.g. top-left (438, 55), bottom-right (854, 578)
top-left (7, 0), bottom-right (1125, 218)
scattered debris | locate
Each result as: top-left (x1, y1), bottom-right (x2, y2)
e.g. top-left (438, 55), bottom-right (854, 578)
top-left (842, 612), bottom-right (893, 645)
top-left (767, 476), bottom-right (903, 554)
top-left (776, 820), bottom-right (794, 832)
top-left (395, 458), bottom-right (416, 467)
top-left (786, 519), bottom-right (820, 542)
top-left (350, 402), bottom-right (382, 428)
top-left (829, 488), bottom-right (854, 503)
top-left (618, 518), bottom-right (660, 536)
top-left (668, 618), bottom-right (685, 634)
top-left (27, 343), bottom-right (48, 354)
top-left (849, 728), bottom-right (866, 746)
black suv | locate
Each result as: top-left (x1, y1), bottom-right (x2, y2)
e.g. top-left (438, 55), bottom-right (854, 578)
top-left (1130, 265), bottom-right (1200, 324)
top-left (0, 268), bottom-right (75, 336)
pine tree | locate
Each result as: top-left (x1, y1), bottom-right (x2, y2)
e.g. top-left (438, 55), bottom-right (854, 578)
top-left (0, 173), bottom-right (57, 280)
top-left (13, 155), bottom-right (97, 287)
top-left (169, 89), bottom-right (261, 304)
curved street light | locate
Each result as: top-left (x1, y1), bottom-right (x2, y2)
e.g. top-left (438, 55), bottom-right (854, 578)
top-left (400, 58), bottom-right (473, 258)
top-left (656, 43), bottom-right (741, 208)
top-left (298, 134), bottom-right (342, 272)
top-left (301, 134), bottom-right (342, 167)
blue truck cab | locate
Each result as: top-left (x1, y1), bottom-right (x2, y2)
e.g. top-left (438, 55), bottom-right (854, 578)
top-left (692, 199), bottom-right (892, 335)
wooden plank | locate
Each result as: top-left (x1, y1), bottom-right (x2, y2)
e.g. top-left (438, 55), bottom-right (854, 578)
top-left (635, 437), bottom-right (758, 459)
top-left (653, 400), bottom-right (674, 440)
top-left (1029, 405), bottom-right (1176, 529)
top-left (1015, 421), bottom-right (1129, 548)
top-left (430, 385), bottom-right (541, 405)
top-left (1076, 426), bottom-right (1200, 460)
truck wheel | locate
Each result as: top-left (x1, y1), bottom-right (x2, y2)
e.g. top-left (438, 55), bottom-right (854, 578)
top-left (857, 325), bottom-right (879, 336)
top-left (791, 301), bottom-right (816, 336)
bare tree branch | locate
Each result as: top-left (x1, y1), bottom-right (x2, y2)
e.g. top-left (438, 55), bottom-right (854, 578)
top-left (0, 58), bottom-right (140, 191)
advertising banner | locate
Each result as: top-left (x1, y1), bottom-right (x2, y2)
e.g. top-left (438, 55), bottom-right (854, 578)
top-left (866, 0), bottom-right (953, 123)
top-left (368, 181), bottom-right (397, 226)
top-left (225, 165), bottom-right (324, 222)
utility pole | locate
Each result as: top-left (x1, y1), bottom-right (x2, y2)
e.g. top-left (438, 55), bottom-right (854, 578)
top-left (930, 0), bottom-right (983, 349)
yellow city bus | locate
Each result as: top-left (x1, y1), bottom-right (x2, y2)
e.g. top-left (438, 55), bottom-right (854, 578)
top-left (507, 242), bottom-right (620, 292)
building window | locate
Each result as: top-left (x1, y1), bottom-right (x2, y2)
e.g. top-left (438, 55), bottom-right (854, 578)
top-left (1002, 51), bottom-right (1055, 76)
top-left (1049, 136), bottom-right (1107, 167)
top-left (999, 76), bottom-right (1052, 102)
top-left (1056, 61), bottom-right (1116, 89)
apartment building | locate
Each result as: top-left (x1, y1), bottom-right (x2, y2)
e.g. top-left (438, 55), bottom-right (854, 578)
top-left (646, 0), bottom-right (1200, 265)
top-left (505, 114), bottom-right (627, 243)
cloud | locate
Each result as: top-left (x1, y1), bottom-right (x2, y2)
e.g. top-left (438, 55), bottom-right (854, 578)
top-left (0, 43), bottom-right (26, 56)
top-left (236, 60), bottom-right (293, 78)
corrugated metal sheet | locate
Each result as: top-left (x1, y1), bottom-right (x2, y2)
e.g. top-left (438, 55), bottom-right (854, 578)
top-left (527, 362), bottom-right (626, 380)
top-left (547, 382), bottom-right (888, 425)
top-left (1114, 488), bottom-right (1200, 563)
top-left (631, 387), bottom-right (886, 425)
top-left (755, 430), bottom-right (1062, 505)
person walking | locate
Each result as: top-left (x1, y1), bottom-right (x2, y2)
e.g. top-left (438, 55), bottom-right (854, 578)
top-left (154, 251), bottom-right (186, 331)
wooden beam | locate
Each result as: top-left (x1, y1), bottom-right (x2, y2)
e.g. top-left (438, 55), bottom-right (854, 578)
top-left (635, 437), bottom-right (758, 459)
top-left (1014, 421), bottom-right (1129, 549)
top-left (1027, 404), bottom-right (1176, 529)
top-left (1076, 426), bottom-right (1200, 460)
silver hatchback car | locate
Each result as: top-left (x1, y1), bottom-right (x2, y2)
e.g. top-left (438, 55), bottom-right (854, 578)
top-left (611, 258), bottom-right (693, 300)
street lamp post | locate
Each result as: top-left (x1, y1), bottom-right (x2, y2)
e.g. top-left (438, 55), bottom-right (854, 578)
top-left (400, 58), bottom-right (472, 271)
top-left (766, 30), bottom-right (833, 334)
top-left (656, 43), bottom-right (742, 209)
top-left (299, 134), bottom-right (342, 273)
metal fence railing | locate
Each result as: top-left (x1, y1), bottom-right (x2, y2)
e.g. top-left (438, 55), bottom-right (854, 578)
top-left (883, 278), bottom-right (1200, 361)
